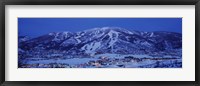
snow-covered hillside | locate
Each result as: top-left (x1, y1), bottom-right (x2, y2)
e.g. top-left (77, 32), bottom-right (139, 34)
top-left (19, 27), bottom-right (182, 56)
top-left (18, 27), bottom-right (182, 68)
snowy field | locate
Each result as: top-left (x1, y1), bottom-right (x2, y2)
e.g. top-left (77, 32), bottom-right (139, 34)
top-left (19, 54), bottom-right (182, 68)
top-left (27, 58), bottom-right (98, 65)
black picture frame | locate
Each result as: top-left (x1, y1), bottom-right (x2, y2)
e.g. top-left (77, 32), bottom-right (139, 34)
top-left (0, 0), bottom-right (199, 86)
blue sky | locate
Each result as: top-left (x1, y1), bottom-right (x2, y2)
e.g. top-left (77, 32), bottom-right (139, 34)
top-left (18, 18), bottom-right (182, 37)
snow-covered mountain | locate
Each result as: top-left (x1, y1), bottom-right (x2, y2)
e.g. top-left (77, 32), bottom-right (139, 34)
top-left (19, 27), bottom-right (182, 56)
top-left (18, 36), bottom-right (30, 43)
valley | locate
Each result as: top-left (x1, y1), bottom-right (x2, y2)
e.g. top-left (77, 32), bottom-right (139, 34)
top-left (18, 27), bottom-right (182, 68)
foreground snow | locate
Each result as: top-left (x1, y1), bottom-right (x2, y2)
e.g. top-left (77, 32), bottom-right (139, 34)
top-left (19, 54), bottom-right (182, 68)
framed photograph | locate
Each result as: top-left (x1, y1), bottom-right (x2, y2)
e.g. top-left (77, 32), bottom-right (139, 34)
top-left (0, 0), bottom-right (199, 86)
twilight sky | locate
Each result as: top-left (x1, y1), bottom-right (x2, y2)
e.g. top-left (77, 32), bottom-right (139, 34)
top-left (18, 18), bottom-right (182, 37)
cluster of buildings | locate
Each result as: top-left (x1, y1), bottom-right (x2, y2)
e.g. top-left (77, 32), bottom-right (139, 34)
top-left (20, 56), bottom-right (148, 68)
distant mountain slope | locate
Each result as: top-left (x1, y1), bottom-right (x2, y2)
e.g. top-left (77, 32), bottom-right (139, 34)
top-left (19, 27), bottom-right (182, 56)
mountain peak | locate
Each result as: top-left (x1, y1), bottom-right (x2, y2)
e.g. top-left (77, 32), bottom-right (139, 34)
top-left (48, 31), bottom-right (71, 36)
top-left (98, 27), bottom-right (128, 31)
top-left (83, 27), bottom-right (137, 35)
